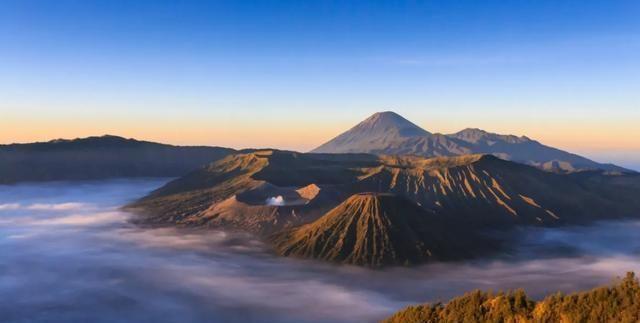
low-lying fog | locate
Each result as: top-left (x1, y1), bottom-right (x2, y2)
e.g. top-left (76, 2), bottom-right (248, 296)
top-left (1, 179), bottom-right (639, 323)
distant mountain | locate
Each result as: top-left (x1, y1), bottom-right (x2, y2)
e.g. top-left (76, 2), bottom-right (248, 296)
top-left (312, 110), bottom-right (431, 151)
top-left (312, 111), bottom-right (468, 157)
top-left (271, 193), bottom-right (492, 266)
top-left (129, 150), bottom-right (640, 266)
top-left (312, 111), bottom-right (628, 173)
top-left (0, 135), bottom-right (238, 184)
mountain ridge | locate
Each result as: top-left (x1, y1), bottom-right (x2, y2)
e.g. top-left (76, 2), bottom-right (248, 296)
top-left (129, 150), bottom-right (640, 234)
top-left (384, 272), bottom-right (640, 323)
top-left (0, 135), bottom-right (241, 184)
top-left (311, 111), bottom-right (629, 173)
top-left (128, 149), bottom-right (640, 266)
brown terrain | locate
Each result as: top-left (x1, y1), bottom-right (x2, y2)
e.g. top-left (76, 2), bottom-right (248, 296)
top-left (271, 193), bottom-right (494, 266)
top-left (127, 149), bottom-right (640, 266)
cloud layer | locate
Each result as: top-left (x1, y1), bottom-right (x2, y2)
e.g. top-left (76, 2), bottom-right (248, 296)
top-left (1, 179), bottom-right (639, 322)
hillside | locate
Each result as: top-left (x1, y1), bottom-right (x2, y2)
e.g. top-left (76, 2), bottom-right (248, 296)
top-left (128, 150), bottom-right (372, 234)
top-left (354, 154), bottom-right (639, 227)
top-left (384, 272), bottom-right (640, 323)
top-left (0, 135), bottom-right (238, 184)
top-left (271, 193), bottom-right (493, 266)
top-left (129, 150), bottom-right (640, 236)
top-left (312, 111), bottom-right (628, 173)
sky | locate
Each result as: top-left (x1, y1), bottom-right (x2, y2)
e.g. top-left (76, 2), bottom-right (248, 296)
top-left (1, 0), bottom-right (639, 168)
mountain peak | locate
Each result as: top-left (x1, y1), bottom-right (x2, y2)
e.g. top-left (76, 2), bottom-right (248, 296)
top-left (26, 134), bottom-right (156, 150)
top-left (48, 134), bottom-right (130, 144)
top-left (310, 111), bottom-right (628, 173)
top-left (458, 128), bottom-right (488, 135)
top-left (358, 111), bottom-right (430, 136)
top-left (371, 111), bottom-right (398, 117)
top-left (366, 111), bottom-right (406, 123)
top-left (311, 111), bottom-right (431, 153)
top-left (452, 128), bottom-right (530, 144)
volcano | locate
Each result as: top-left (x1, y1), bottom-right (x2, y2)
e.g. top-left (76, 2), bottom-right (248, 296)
top-left (311, 111), bottom-right (628, 173)
top-left (271, 193), bottom-right (489, 266)
top-left (128, 150), bottom-right (640, 266)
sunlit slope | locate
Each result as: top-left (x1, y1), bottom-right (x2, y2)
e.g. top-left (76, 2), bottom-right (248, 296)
top-left (128, 151), bottom-right (373, 234)
top-left (384, 272), bottom-right (640, 323)
top-left (354, 154), bottom-right (633, 226)
top-left (271, 193), bottom-right (491, 266)
top-left (130, 151), bottom-right (271, 226)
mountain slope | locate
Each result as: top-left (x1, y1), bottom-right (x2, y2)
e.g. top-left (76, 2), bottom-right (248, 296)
top-left (128, 150), bottom-right (374, 234)
top-left (129, 150), bottom-right (640, 266)
top-left (271, 193), bottom-right (491, 266)
top-left (312, 111), bottom-right (469, 156)
top-left (0, 135), bottom-right (237, 184)
top-left (312, 111), bottom-right (430, 154)
top-left (129, 150), bottom-right (640, 236)
top-left (352, 154), bottom-right (636, 227)
top-left (311, 111), bottom-right (627, 173)
top-left (449, 128), bottom-right (624, 172)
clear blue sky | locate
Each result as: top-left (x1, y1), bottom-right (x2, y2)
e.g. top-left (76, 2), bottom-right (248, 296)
top-left (1, 0), bottom-right (639, 168)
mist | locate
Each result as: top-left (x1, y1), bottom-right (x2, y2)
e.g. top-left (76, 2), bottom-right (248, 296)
top-left (1, 179), bottom-right (639, 323)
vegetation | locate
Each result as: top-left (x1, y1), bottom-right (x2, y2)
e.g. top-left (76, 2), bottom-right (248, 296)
top-left (384, 272), bottom-right (640, 323)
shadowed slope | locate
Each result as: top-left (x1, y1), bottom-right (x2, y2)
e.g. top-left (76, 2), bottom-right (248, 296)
top-left (271, 193), bottom-right (488, 266)
top-left (0, 135), bottom-right (237, 184)
top-left (128, 151), bottom-right (271, 225)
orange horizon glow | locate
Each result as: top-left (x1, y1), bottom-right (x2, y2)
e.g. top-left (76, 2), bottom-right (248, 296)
top-left (2, 115), bottom-right (639, 157)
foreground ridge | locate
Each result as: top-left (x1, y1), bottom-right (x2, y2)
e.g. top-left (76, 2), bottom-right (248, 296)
top-left (384, 272), bottom-right (640, 323)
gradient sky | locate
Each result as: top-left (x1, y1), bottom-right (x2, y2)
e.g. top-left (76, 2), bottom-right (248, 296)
top-left (1, 1), bottom-right (639, 168)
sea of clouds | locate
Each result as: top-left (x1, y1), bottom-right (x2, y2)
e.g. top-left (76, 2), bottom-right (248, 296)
top-left (1, 179), bottom-right (639, 322)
